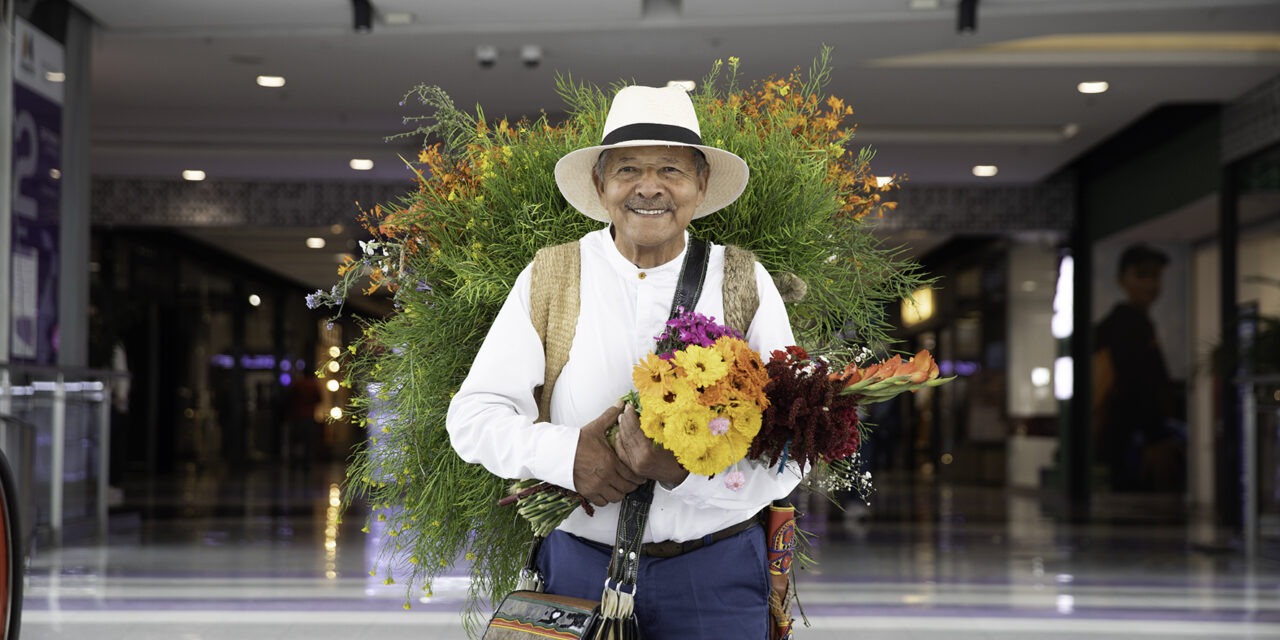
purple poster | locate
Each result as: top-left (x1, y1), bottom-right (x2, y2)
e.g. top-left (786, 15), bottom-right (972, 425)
top-left (10, 19), bottom-right (63, 363)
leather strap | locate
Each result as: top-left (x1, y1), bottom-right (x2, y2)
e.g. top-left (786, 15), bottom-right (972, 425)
top-left (605, 236), bottom-right (711, 591)
top-left (521, 236), bottom-right (713, 586)
top-left (641, 516), bottom-right (759, 558)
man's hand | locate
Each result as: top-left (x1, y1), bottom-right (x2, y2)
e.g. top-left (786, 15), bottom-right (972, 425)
top-left (574, 404), bottom-right (644, 506)
top-left (614, 403), bottom-right (689, 487)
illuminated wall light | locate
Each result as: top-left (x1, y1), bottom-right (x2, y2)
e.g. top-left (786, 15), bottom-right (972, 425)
top-left (1056, 594), bottom-right (1075, 614)
top-left (972, 165), bottom-right (998, 177)
top-left (1077, 81), bottom-right (1109, 94)
top-left (328, 361), bottom-right (341, 373)
top-left (1052, 256), bottom-right (1074, 339)
top-left (306, 237), bottom-right (327, 249)
top-left (901, 287), bottom-right (935, 327)
top-left (330, 406), bottom-right (344, 420)
top-left (327, 379), bottom-right (341, 392)
top-left (182, 169), bottom-right (206, 181)
top-left (329, 346), bottom-right (341, 358)
top-left (325, 483), bottom-right (341, 580)
top-left (248, 294), bottom-right (262, 307)
top-left (349, 158), bottom-right (374, 171)
top-left (256, 75), bottom-right (286, 88)
top-left (45, 70), bottom-right (65, 83)
top-left (1054, 357), bottom-right (1073, 400)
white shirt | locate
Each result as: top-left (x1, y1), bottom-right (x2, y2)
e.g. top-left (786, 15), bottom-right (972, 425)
top-left (447, 228), bottom-right (802, 544)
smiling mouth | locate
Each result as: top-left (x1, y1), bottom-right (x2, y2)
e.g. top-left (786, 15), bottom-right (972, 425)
top-left (628, 206), bottom-right (670, 216)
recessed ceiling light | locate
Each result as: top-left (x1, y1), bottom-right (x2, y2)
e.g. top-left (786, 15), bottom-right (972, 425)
top-left (349, 158), bottom-right (374, 171)
top-left (45, 71), bottom-right (65, 83)
top-left (256, 75), bottom-right (286, 88)
top-left (382, 11), bottom-right (414, 25)
top-left (1077, 81), bottom-right (1109, 94)
top-left (972, 165), bottom-right (998, 177)
top-left (306, 237), bottom-right (327, 249)
top-left (666, 80), bottom-right (696, 92)
top-left (182, 170), bottom-right (206, 181)
top-left (248, 294), bottom-right (262, 307)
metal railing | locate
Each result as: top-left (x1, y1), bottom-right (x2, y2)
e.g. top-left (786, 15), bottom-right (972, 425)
top-left (1243, 374), bottom-right (1280, 561)
top-left (0, 363), bottom-right (128, 546)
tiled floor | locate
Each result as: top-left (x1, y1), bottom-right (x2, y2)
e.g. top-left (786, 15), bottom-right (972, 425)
top-left (17, 463), bottom-right (1280, 639)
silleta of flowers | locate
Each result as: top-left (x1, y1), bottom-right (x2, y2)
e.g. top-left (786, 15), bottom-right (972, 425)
top-left (314, 47), bottom-right (936, 632)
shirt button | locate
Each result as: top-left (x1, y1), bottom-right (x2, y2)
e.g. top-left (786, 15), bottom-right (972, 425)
top-left (638, 272), bottom-right (647, 280)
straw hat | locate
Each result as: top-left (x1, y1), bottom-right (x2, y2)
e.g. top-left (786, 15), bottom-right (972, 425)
top-left (555, 85), bottom-right (749, 222)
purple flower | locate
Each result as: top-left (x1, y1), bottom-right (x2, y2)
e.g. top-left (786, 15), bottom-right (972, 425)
top-left (654, 310), bottom-right (744, 358)
top-left (305, 290), bottom-right (323, 309)
top-left (416, 281), bottom-right (431, 292)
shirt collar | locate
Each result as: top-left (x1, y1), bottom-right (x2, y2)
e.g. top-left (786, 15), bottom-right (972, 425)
top-left (595, 227), bottom-right (689, 275)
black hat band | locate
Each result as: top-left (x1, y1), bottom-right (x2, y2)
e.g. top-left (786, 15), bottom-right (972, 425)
top-left (600, 122), bottom-right (702, 147)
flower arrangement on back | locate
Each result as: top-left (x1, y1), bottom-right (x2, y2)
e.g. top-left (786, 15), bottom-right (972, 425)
top-left (313, 47), bottom-right (936, 636)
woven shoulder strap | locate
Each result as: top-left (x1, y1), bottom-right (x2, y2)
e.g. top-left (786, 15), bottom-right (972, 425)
top-left (722, 244), bottom-right (760, 337)
top-left (529, 240), bottom-right (580, 424)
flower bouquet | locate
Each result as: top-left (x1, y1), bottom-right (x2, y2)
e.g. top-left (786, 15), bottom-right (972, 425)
top-left (501, 310), bottom-right (769, 536)
top-left (503, 312), bottom-right (952, 536)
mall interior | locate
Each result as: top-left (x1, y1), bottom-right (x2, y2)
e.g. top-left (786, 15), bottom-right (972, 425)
top-left (1, 1), bottom-right (1279, 639)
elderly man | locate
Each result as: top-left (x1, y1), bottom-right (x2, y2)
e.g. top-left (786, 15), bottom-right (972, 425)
top-left (447, 85), bottom-right (799, 638)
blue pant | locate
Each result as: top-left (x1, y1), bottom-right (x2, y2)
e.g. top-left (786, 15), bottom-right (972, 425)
top-left (536, 527), bottom-right (770, 639)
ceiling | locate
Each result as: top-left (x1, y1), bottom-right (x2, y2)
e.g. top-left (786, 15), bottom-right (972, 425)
top-left (74, 0), bottom-right (1280, 295)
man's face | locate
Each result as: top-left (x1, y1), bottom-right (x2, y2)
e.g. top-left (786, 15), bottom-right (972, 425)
top-left (1119, 262), bottom-right (1164, 309)
top-left (593, 145), bottom-right (708, 266)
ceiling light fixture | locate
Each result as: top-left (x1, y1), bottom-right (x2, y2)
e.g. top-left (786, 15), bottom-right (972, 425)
top-left (256, 75), bottom-right (286, 88)
top-left (521, 45), bottom-right (542, 69)
top-left (352, 0), bottom-right (373, 33)
top-left (306, 237), bottom-right (327, 249)
top-left (476, 45), bottom-right (498, 69)
top-left (957, 0), bottom-right (978, 34)
top-left (182, 170), bottom-right (206, 181)
top-left (1077, 81), bottom-right (1109, 94)
top-left (972, 165), bottom-right (998, 177)
top-left (248, 294), bottom-right (262, 307)
top-left (349, 158), bottom-right (374, 171)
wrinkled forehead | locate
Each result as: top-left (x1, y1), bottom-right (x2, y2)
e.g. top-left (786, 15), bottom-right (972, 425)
top-left (600, 145), bottom-right (703, 167)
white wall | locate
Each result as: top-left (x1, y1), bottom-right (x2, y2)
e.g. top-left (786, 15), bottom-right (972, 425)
top-left (1006, 241), bottom-right (1061, 418)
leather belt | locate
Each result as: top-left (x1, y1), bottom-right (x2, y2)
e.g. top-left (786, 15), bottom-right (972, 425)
top-left (640, 518), bottom-right (760, 558)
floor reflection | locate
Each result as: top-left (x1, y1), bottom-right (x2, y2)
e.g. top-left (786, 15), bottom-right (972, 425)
top-left (19, 463), bottom-right (1280, 640)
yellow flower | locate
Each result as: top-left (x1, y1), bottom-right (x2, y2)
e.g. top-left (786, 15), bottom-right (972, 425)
top-left (661, 405), bottom-right (715, 464)
top-left (672, 345), bottom-right (729, 389)
top-left (632, 352), bottom-right (676, 399)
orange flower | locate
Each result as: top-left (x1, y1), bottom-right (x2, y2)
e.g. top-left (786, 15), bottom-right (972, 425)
top-left (903, 350), bottom-right (940, 383)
